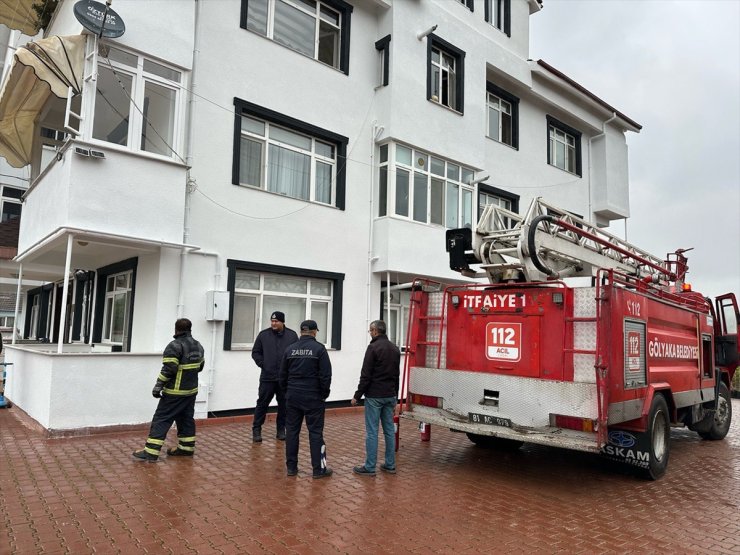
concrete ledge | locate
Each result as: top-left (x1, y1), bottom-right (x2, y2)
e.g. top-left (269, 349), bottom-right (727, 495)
top-left (6, 400), bottom-right (366, 438)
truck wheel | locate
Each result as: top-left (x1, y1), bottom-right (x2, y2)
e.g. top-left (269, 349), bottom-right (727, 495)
top-left (466, 433), bottom-right (523, 450)
top-left (699, 382), bottom-right (732, 441)
top-left (642, 394), bottom-right (670, 480)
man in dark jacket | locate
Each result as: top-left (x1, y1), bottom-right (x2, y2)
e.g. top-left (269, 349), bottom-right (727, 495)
top-left (351, 320), bottom-right (401, 476)
top-left (251, 311), bottom-right (298, 442)
top-left (279, 320), bottom-right (332, 478)
top-left (133, 318), bottom-right (205, 462)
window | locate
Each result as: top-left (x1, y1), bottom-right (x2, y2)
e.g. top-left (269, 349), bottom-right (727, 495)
top-left (93, 258), bottom-right (137, 352)
top-left (456, 0), bottom-right (474, 11)
top-left (225, 260), bottom-right (344, 349)
top-left (485, 0), bottom-right (511, 36)
top-left (378, 143), bottom-right (474, 229)
top-left (102, 271), bottom-right (132, 345)
top-left (233, 99), bottom-right (348, 209)
top-left (427, 35), bottom-right (465, 113)
top-left (241, 0), bottom-right (353, 74)
top-left (547, 116), bottom-right (582, 177)
top-left (93, 44), bottom-right (182, 159)
top-left (1, 185), bottom-right (23, 222)
top-left (486, 82), bottom-right (519, 148)
top-left (478, 184), bottom-right (519, 228)
top-left (375, 35), bottom-right (391, 87)
top-left (381, 287), bottom-right (412, 350)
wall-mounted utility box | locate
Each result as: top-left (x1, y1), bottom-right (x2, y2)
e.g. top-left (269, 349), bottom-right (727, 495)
top-left (206, 291), bottom-right (230, 321)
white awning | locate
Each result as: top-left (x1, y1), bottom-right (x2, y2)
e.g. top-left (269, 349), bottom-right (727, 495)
top-left (0, 34), bottom-right (86, 168)
top-left (0, 0), bottom-right (39, 36)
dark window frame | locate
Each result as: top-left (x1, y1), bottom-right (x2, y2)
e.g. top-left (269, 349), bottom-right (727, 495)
top-left (485, 0), bottom-right (512, 37)
top-left (232, 98), bottom-right (349, 210)
top-left (486, 81), bottom-right (519, 149)
top-left (92, 257), bottom-right (138, 352)
top-left (426, 34), bottom-right (466, 114)
top-left (458, 0), bottom-right (474, 12)
top-left (240, 0), bottom-right (353, 75)
top-left (224, 259), bottom-right (345, 350)
top-left (546, 115), bottom-right (583, 177)
top-left (375, 34), bottom-right (391, 87)
top-left (477, 184), bottom-right (519, 218)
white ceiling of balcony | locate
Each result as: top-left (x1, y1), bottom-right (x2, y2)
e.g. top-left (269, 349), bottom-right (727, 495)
top-left (0, 0), bottom-right (39, 36)
top-left (0, 34), bottom-right (85, 168)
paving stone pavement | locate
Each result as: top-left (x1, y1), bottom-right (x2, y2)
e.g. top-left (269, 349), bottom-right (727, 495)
top-left (1, 401), bottom-right (739, 555)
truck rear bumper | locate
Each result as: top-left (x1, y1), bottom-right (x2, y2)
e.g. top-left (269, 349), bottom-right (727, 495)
top-left (401, 405), bottom-right (601, 453)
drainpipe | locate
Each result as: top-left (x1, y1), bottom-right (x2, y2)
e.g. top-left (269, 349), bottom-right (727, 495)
top-left (588, 112), bottom-right (618, 221)
top-left (176, 0), bottom-right (202, 318)
top-left (367, 122), bottom-right (384, 335)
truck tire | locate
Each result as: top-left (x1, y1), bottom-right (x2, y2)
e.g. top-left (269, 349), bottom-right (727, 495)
top-left (642, 394), bottom-right (670, 480)
top-left (698, 382), bottom-right (732, 441)
top-left (466, 433), bottom-right (523, 450)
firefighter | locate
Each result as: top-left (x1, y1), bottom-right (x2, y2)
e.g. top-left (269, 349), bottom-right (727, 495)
top-left (279, 320), bottom-right (333, 478)
top-left (133, 318), bottom-right (205, 462)
top-left (250, 311), bottom-right (298, 443)
top-left (351, 320), bottom-right (401, 476)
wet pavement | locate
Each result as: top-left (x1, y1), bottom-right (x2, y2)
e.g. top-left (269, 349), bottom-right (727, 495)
top-left (1, 401), bottom-right (739, 554)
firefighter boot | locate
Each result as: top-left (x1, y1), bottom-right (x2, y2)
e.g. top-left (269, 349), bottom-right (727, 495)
top-left (132, 449), bottom-right (159, 462)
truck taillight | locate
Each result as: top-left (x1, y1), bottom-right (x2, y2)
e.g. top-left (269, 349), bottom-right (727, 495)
top-left (410, 393), bottom-right (443, 409)
top-left (550, 414), bottom-right (598, 433)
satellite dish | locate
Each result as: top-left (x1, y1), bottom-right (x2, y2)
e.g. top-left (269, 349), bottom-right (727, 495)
top-left (73, 0), bottom-right (126, 38)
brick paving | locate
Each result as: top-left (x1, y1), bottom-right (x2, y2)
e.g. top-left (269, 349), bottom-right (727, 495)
top-left (1, 401), bottom-right (739, 554)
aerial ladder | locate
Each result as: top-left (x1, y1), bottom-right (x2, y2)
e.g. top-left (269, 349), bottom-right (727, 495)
top-left (445, 197), bottom-right (688, 289)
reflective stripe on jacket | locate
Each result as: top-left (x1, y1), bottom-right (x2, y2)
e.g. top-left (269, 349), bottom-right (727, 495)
top-left (158, 331), bottom-right (205, 396)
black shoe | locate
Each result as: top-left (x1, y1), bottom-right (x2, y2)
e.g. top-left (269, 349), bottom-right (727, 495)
top-left (276, 429), bottom-right (286, 441)
top-left (287, 468), bottom-right (298, 477)
top-left (252, 429), bottom-right (262, 443)
top-left (380, 464), bottom-right (396, 474)
top-left (132, 449), bottom-right (158, 462)
top-left (313, 468), bottom-right (333, 479)
top-left (167, 447), bottom-right (193, 457)
top-left (353, 465), bottom-right (376, 476)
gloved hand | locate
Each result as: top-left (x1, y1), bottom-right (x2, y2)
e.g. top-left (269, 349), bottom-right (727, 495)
top-left (152, 382), bottom-right (164, 398)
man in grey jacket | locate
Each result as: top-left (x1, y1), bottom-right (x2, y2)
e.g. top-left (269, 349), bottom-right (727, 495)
top-left (351, 320), bottom-right (401, 476)
top-left (251, 311), bottom-right (298, 443)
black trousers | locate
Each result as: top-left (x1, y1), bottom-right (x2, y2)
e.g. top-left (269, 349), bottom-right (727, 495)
top-left (285, 394), bottom-right (326, 475)
top-left (252, 380), bottom-right (286, 432)
top-left (144, 394), bottom-right (196, 457)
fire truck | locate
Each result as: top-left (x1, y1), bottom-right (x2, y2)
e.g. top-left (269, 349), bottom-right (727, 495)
top-left (401, 198), bottom-right (738, 479)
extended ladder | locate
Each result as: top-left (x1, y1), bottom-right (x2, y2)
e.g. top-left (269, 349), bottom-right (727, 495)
top-left (450, 197), bottom-right (677, 286)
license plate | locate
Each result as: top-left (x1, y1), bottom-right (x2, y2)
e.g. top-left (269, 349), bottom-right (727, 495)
top-left (469, 412), bottom-right (512, 427)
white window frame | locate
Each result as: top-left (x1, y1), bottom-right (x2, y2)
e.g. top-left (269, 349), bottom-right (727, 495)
top-left (382, 288), bottom-right (411, 350)
top-left (232, 270), bottom-right (333, 348)
top-left (487, 93), bottom-right (513, 146)
top-left (430, 46), bottom-right (456, 109)
top-left (549, 125), bottom-right (577, 173)
top-left (378, 142), bottom-right (474, 229)
top-left (101, 270), bottom-right (132, 345)
top-left (478, 191), bottom-right (511, 219)
top-left (239, 116), bottom-right (337, 205)
top-left (89, 42), bottom-right (184, 160)
top-left (487, 0), bottom-right (505, 31)
top-left (245, 0), bottom-right (342, 69)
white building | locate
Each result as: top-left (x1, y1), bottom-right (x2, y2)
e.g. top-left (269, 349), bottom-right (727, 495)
top-left (0, 0), bottom-right (640, 433)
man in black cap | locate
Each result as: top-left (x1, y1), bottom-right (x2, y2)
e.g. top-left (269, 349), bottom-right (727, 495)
top-left (279, 320), bottom-right (333, 478)
top-left (251, 311), bottom-right (298, 443)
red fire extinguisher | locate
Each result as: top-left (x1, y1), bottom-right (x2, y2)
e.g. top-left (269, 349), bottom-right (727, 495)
top-left (393, 414), bottom-right (400, 452)
top-left (419, 422), bottom-right (431, 441)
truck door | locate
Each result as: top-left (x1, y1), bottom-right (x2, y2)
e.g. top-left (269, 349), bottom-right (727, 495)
top-left (714, 294), bottom-right (739, 369)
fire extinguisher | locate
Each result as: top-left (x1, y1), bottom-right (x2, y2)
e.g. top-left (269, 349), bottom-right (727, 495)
top-left (393, 414), bottom-right (400, 452)
top-left (419, 422), bottom-right (431, 441)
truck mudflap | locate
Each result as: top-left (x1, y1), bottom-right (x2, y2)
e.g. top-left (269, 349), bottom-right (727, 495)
top-left (601, 429), bottom-right (653, 471)
top-left (401, 405), bottom-right (601, 453)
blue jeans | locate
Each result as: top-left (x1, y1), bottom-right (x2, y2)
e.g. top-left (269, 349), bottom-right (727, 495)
top-left (363, 396), bottom-right (397, 470)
